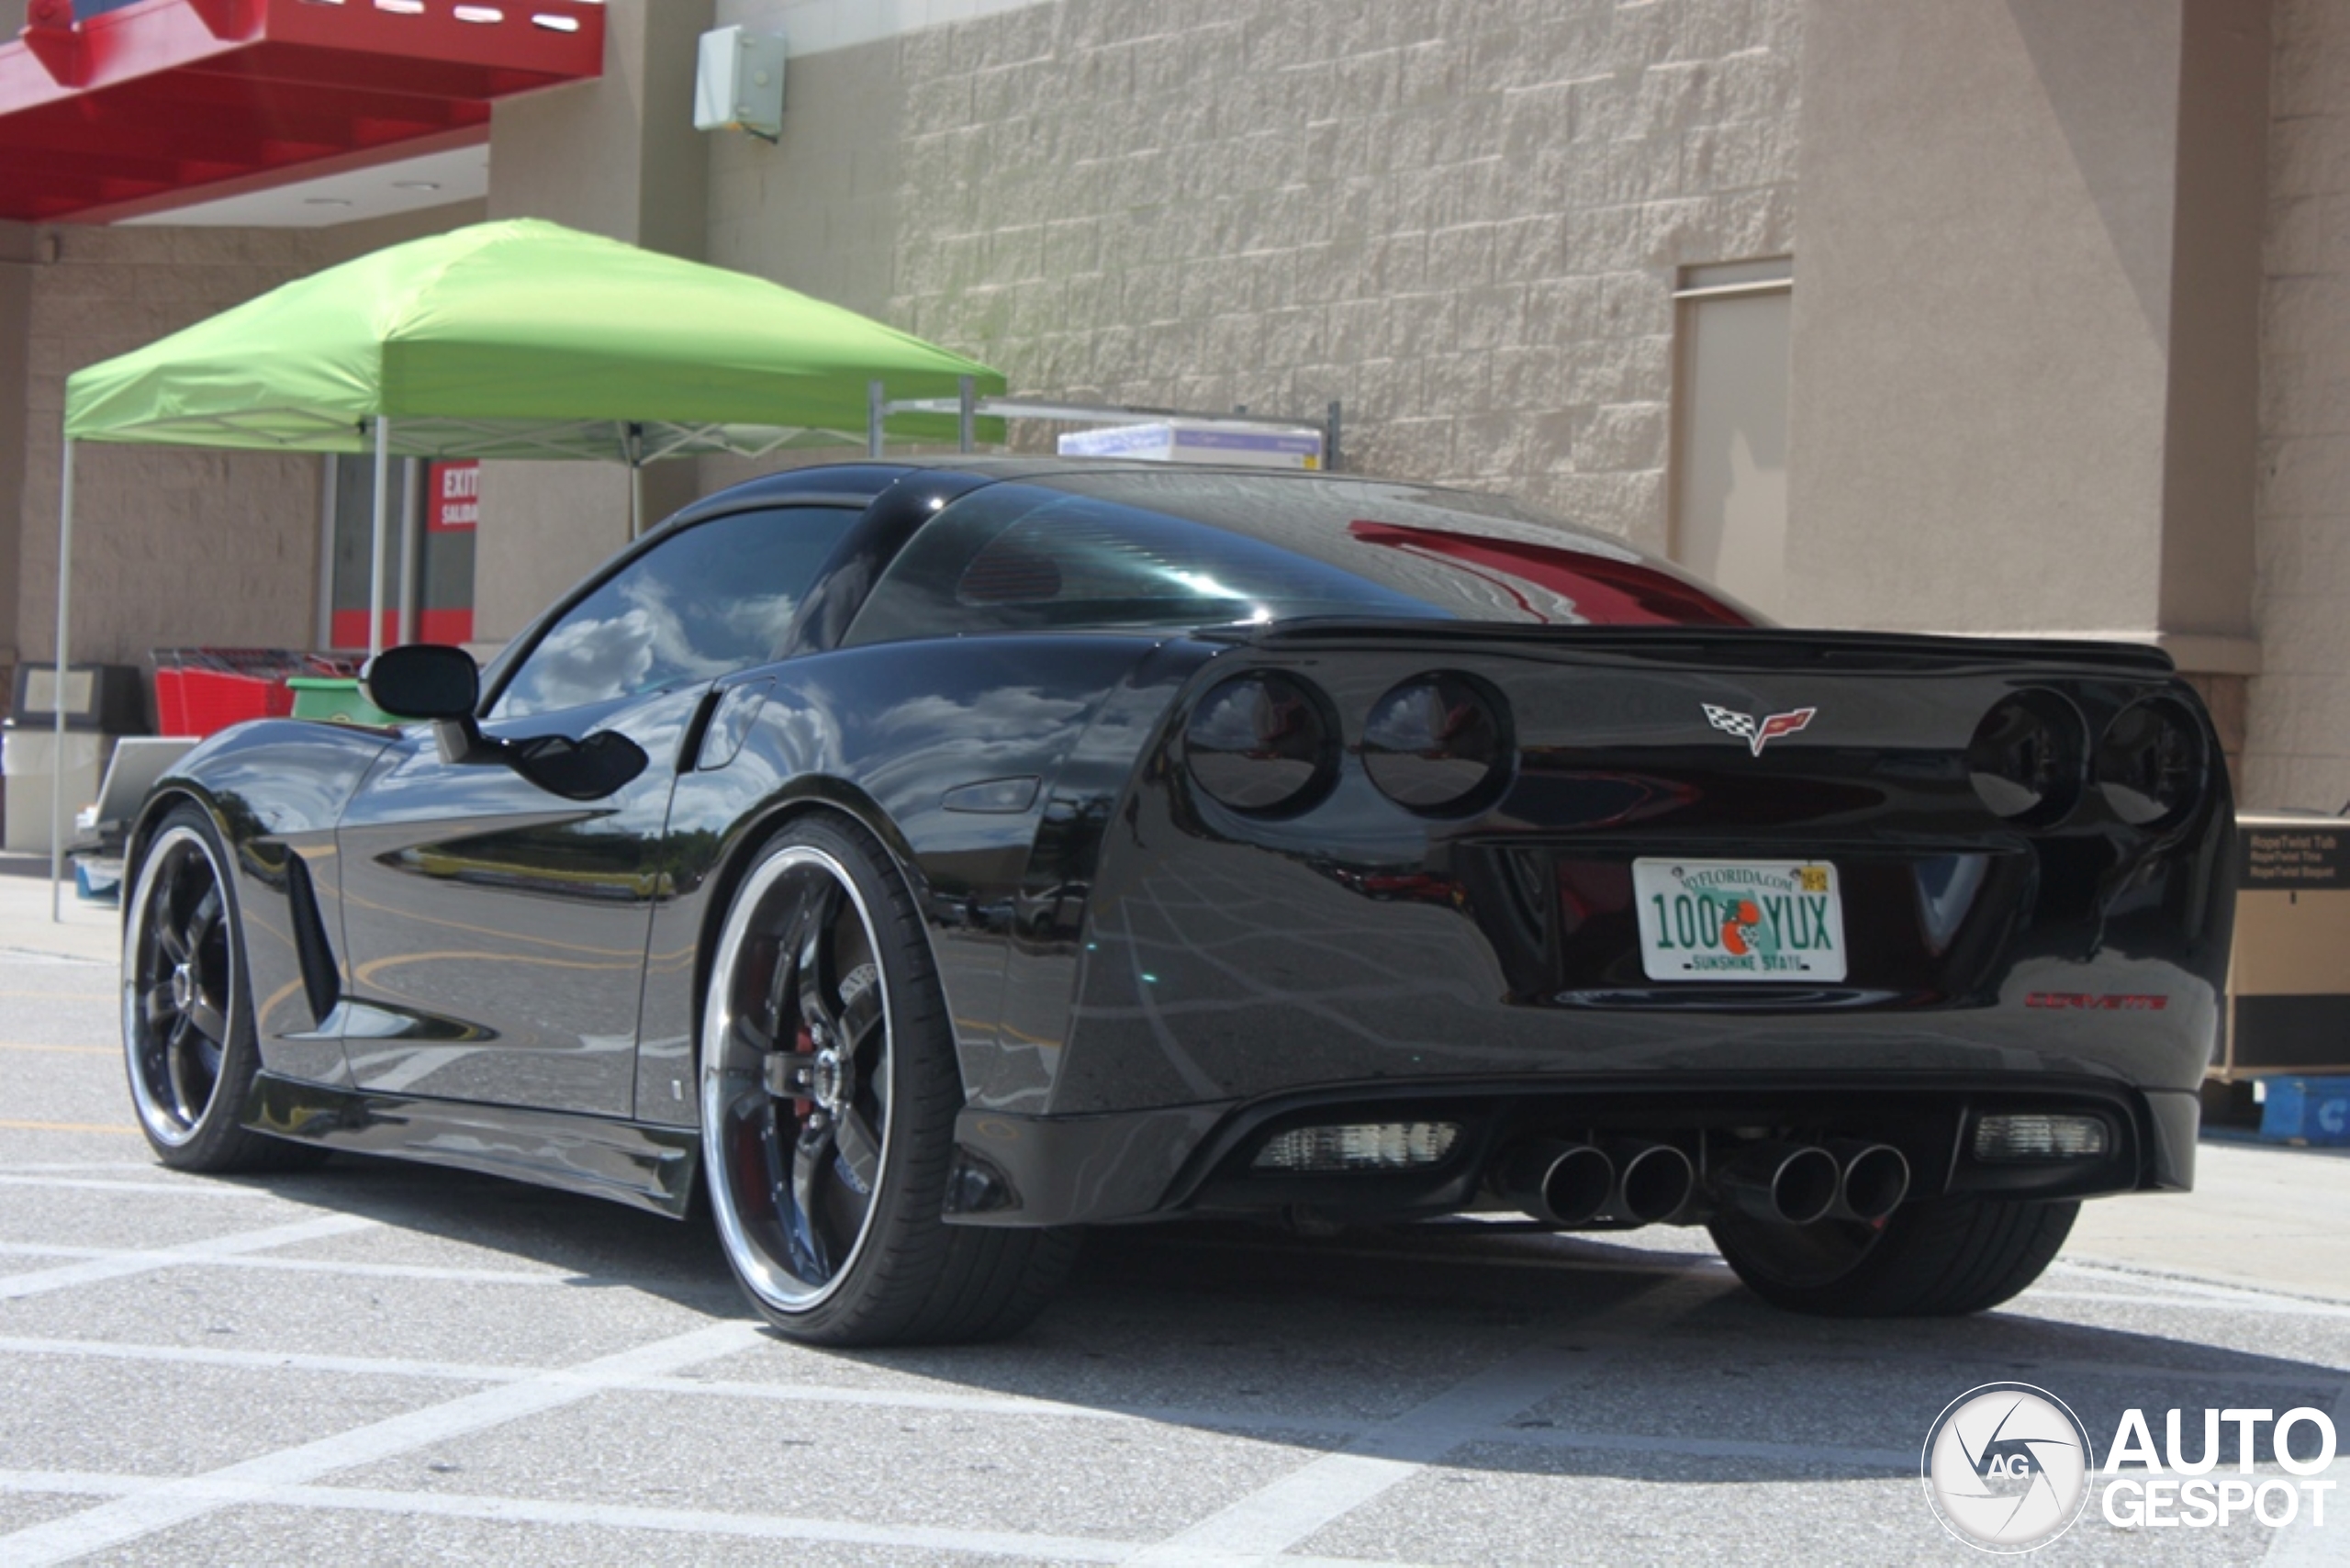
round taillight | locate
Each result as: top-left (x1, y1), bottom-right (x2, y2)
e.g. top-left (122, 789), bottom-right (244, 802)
top-left (1966, 691), bottom-right (2085, 824)
top-left (1361, 673), bottom-right (1511, 812)
top-left (2095, 697), bottom-right (2205, 827)
top-left (1184, 672), bottom-right (1337, 814)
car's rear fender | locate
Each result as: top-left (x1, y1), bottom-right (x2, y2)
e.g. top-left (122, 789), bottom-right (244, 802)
top-left (640, 633), bottom-right (1203, 1126)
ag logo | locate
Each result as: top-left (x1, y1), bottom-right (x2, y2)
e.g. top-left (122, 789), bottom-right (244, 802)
top-left (1922, 1383), bottom-right (2095, 1552)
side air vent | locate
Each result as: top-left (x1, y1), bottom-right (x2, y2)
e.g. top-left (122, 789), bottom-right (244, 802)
top-left (285, 852), bottom-right (342, 1025)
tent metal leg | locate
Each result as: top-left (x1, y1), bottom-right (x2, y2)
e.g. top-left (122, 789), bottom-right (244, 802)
top-left (625, 422), bottom-right (644, 539)
top-left (49, 435), bottom-right (74, 924)
top-left (398, 456), bottom-right (420, 645)
top-left (868, 379), bottom-right (884, 458)
top-left (367, 416), bottom-right (390, 661)
top-left (958, 375), bottom-right (975, 453)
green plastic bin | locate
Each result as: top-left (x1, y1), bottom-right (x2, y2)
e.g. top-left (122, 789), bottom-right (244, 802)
top-left (286, 676), bottom-right (398, 728)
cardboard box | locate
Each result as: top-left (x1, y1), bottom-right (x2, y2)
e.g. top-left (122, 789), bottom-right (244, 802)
top-left (2221, 813), bottom-right (2350, 1079)
top-left (1, 726), bottom-right (108, 855)
top-left (1057, 420), bottom-right (1324, 469)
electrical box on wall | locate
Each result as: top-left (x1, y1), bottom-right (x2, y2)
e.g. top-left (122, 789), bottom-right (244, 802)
top-left (694, 26), bottom-right (788, 140)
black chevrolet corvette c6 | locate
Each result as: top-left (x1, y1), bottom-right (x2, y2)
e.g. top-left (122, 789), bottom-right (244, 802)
top-left (120, 458), bottom-right (2233, 1344)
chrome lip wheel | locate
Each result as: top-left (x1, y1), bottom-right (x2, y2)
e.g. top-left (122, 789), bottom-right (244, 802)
top-left (702, 845), bottom-right (893, 1314)
top-left (123, 824), bottom-right (236, 1148)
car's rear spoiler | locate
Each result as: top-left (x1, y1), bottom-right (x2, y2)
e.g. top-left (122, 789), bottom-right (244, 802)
top-left (1218, 618), bottom-right (2179, 677)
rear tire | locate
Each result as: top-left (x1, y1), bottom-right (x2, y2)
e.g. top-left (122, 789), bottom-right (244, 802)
top-left (1710, 1194), bottom-right (2077, 1316)
top-left (122, 805), bottom-right (326, 1173)
top-left (699, 815), bottom-right (1078, 1345)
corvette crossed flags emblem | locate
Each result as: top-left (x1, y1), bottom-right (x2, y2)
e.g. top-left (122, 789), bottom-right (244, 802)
top-left (1703, 703), bottom-right (1818, 757)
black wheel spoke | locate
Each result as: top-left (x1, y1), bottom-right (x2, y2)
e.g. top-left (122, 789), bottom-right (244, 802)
top-left (155, 917), bottom-right (190, 966)
top-left (142, 983), bottom-right (175, 1026)
top-left (790, 881), bottom-right (844, 1039)
top-left (730, 1009), bottom-right (776, 1058)
top-left (185, 887), bottom-right (222, 956)
top-left (185, 993), bottom-right (229, 1047)
top-left (836, 962), bottom-right (882, 1057)
top-left (788, 1118), bottom-right (835, 1281)
top-left (164, 1020), bottom-right (208, 1124)
top-left (833, 1105), bottom-right (881, 1198)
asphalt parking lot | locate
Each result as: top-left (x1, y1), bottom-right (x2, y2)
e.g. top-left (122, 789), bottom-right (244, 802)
top-left (0, 860), bottom-right (2344, 1566)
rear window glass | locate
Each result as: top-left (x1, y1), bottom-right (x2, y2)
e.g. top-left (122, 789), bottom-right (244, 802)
top-left (843, 472), bottom-right (1752, 647)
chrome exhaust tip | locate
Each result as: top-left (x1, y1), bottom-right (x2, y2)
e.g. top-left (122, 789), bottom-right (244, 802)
top-left (1827, 1139), bottom-right (1910, 1223)
top-left (1604, 1139), bottom-right (1696, 1225)
top-left (1716, 1142), bottom-right (1841, 1226)
top-left (1494, 1140), bottom-right (1615, 1227)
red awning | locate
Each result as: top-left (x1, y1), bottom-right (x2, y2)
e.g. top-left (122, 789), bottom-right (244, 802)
top-left (1, 0), bottom-right (603, 223)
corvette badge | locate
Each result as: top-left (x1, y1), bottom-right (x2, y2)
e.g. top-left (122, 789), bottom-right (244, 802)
top-left (1703, 703), bottom-right (1817, 756)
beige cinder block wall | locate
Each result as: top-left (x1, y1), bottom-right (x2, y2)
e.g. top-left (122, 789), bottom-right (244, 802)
top-left (474, 0), bottom-right (715, 646)
top-left (702, 0), bottom-right (1805, 545)
top-left (16, 226), bottom-right (327, 675)
top-left (2249, 0), bottom-right (2350, 813)
top-left (1785, 0), bottom-right (2266, 767)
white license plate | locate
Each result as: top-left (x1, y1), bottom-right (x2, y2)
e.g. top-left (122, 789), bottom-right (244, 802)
top-left (1632, 858), bottom-right (1847, 982)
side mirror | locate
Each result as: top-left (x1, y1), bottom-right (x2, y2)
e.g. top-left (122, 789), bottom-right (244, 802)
top-left (364, 644), bottom-right (496, 767)
top-left (363, 644), bottom-right (645, 801)
top-left (363, 644), bottom-right (479, 721)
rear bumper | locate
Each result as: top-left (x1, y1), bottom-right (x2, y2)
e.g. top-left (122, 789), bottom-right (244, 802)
top-left (945, 1072), bottom-right (2198, 1227)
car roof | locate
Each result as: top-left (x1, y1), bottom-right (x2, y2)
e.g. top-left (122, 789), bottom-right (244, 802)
top-left (677, 456), bottom-right (1639, 552)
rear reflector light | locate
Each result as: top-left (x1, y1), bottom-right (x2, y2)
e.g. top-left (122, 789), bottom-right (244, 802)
top-left (1967, 690), bottom-right (2087, 824)
top-left (1974, 1114), bottom-right (2109, 1161)
top-left (1361, 672), bottom-right (1511, 813)
top-left (2095, 696), bottom-right (2206, 828)
top-left (1252, 1121), bottom-right (1460, 1171)
top-left (1185, 671), bottom-right (1338, 815)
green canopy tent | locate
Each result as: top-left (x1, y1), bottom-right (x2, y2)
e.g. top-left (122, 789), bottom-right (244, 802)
top-left (48, 217), bottom-right (1005, 913)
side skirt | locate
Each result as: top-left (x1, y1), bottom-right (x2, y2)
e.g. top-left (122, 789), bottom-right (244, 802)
top-left (241, 1072), bottom-right (700, 1218)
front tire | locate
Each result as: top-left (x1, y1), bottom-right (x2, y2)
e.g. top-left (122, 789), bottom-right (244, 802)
top-left (699, 816), bottom-right (1076, 1345)
top-left (122, 804), bottom-right (322, 1172)
top-left (1709, 1195), bottom-right (2077, 1316)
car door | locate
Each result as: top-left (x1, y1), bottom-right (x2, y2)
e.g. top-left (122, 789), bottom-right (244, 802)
top-left (333, 502), bottom-right (865, 1116)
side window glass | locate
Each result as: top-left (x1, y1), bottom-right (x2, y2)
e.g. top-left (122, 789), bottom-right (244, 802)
top-left (492, 505), bottom-right (860, 719)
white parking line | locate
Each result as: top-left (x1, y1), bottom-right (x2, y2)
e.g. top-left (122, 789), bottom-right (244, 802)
top-left (2054, 1258), bottom-right (2350, 1312)
top-left (0, 1470), bottom-right (1136, 1563)
top-left (0, 1336), bottom-right (534, 1387)
top-left (0, 1174), bottom-right (286, 1198)
top-left (2029, 1291), bottom-right (2350, 1321)
top-left (0, 1240), bottom-right (634, 1289)
top-left (0, 1214), bottom-right (375, 1300)
top-left (0, 1320), bottom-right (767, 1566)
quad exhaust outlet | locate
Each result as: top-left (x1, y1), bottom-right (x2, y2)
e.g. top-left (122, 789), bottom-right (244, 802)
top-left (1494, 1138), bottom-right (1697, 1227)
top-left (1495, 1137), bottom-right (1909, 1231)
